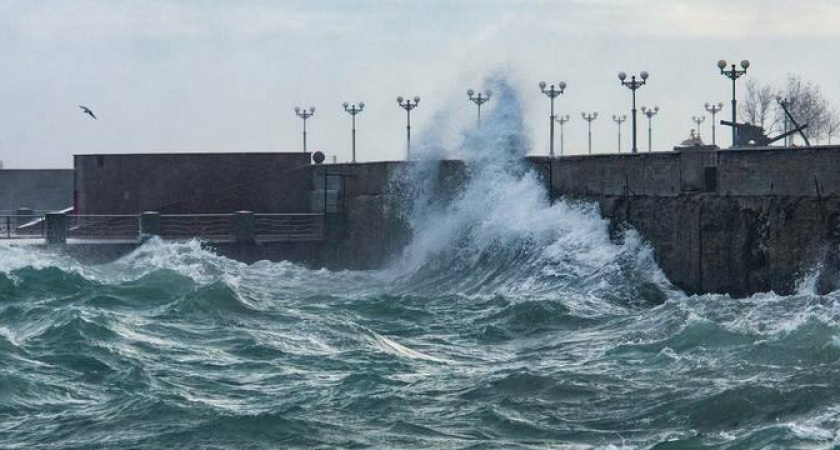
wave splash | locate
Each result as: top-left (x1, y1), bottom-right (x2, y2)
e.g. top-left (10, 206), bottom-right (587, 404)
top-left (390, 76), bottom-right (673, 310)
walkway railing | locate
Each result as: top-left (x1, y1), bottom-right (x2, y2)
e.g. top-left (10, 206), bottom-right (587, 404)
top-left (69, 215), bottom-right (140, 240)
top-left (160, 214), bottom-right (235, 241)
top-left (0, 211), bottom-right (325, 244)
top-left (0, 215), bottom-right (46, 239)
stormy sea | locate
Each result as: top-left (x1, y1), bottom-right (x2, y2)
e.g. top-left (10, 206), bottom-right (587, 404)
top-left (3, 81), bottom-right (840, 449)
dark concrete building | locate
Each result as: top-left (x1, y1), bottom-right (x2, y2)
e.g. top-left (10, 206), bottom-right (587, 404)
top-left (74, 152), bottom-right (312, 214)
top-left (0, 169), bottom-right (73, 212)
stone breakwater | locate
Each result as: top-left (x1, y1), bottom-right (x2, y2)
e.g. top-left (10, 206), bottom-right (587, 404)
top-left (310, 146), bottom-right (840, 297)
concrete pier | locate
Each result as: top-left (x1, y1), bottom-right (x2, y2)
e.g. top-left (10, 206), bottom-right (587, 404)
top-left (305, 147), bottom-right (840, 297)
top-left (9, 146), bottom-right (840, 298)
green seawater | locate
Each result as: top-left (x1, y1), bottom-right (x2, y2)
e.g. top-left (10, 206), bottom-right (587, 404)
top-left (0, 235), bottom-right (839, 449)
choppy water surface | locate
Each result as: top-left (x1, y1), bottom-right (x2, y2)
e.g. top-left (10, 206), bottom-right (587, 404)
top-left (4, 80), bottom-right (840, 449)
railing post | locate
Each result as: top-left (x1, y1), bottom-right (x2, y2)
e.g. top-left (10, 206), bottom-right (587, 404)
top-left (45, 212), bottom-right (68, 245)
top-left (139, 211), bottom-right (161, 242)
top-left (16, 208), bottom-right (32, 228)
top-left (234, 211), bottom-right (256, 243)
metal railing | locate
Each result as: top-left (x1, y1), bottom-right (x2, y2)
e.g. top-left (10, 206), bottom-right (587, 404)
top-left (3, 211), bottom-right (326, 244)
top-left (68, 215), bottom-right (140, 240)
top-left (0, 215), bottom-right (46, 239)
top-left (160, 214), bottom-right (235, 241)
top-left (254, 214), bottom-right (325, 241)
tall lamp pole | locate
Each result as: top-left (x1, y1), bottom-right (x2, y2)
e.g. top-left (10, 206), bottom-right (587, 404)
top-left (704, 102), bottom-right (724, 146)
top-left (467, 89), bottom-right (492, 127)
top-left (397, 96), bottom-right (420, 160)
top-left (555, 115), bottom-right (571, 156)
top-left (539, 80), bottom-right (567, 157)
top-left (641, 106), bottom-right (659, 152)
top-left (342, 101), bottom-right (365, 163)
top-left (612, 115), bottom-right (627, 153)
top-left (581, 112), bottom-right (598, 155)
top-left (294, 106), bottom-right (315, 153)
top-left (618, 70), bottom-right (649, 154)
top-left (718, 59), bottom-right (750, 147)
top-left (692, 115), bottom-right (706, 140)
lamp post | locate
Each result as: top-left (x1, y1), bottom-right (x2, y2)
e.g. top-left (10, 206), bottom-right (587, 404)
top-left (467, 89), bottom-right (492, 127)
top-left (704, 102), bottom-right (724, 146)
top-left (641, 106), bottom-right (659, 152)
top-left (612, 115), bottom-right (627, 153)
top-left (397, 96), bottom-right (420, 160)
top-left (581, 112), bottom-right (598, 155)
top-left (776, 97), bottom-right (794, 146)
top-left (294, 106), bottom-right (315, 153)
top-left (555, 115), bottom-right (571, 156)
top-left (692, 115), bottom-right (706, 140)
top-left (618, 70), bottom-right (649, 154)
top-left (539, 81), bottom-right (567, 157)
top-left (342, 101), bottom-right (365, 163)
top-left (718, 59), bottom-right (750, 147)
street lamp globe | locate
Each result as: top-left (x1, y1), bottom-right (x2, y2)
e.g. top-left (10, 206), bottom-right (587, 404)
top-left (740, 60), bottom-right (750, 69)
top-left (396, 96), bottom-right (404, 103)
top-left (559, 81), bottom-right (567, 89)
top-left (342, 102), bottom-right (349, 108)
top-left (485, 90), bottom-right (492, 97)
top-left (295, 106), bottom-right (300, 113)
top-left (640, 71), bottom-right (649, 80)
top-left (466, 89), bottom-right (474, 96)
top-left (618, 72), bottom-right (627, 81)
top-left (718, 60), bottom-right (727, 69)
top-left (358, 102), bottom-right (365, 109)
top-left (539, 81), bottom-right (547, 90)
top-left (413, 96), bottom-right (420, 103)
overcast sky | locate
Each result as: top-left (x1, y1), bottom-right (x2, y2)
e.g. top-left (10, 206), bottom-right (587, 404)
top-left (1, 0), bottom-right (839, 168)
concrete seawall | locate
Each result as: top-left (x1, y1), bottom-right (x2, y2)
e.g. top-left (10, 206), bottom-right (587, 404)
top-left (541, 146), bottom-right (840, 296)
top-left (0, 169), bottom-right (73, 211)
top-left (310, 146), bottom-right (840, 297)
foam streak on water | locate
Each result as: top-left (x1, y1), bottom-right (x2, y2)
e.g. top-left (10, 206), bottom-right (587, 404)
top-left (3, 79), bottom-right (840, 448)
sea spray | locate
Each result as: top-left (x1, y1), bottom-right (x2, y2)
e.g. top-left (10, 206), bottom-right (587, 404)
top-left (389, 76), bottom-right (673, 306)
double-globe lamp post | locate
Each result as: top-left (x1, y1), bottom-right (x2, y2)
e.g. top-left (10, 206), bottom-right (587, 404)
top-left (467, 89), bottom-right (492, 127)
top-left (704, 102), bottom-right (724, 146)
top-left (343, 102), bottom-right (365, 163)
top-left (539, 81), bottom-right (567, 157)
top-left (581, 112), bottom-right (598, 155)
top-left (555, 115), bottom-right (571, 156)
top-left (612, 115), bottom-right (627, 153)
top-left (641, 106), bottom-right (659, 152)
top-left (618, 71), bottom-right (650, 154)
top-left (717, 59), bottom-right (750, 147)
top-left (294, 106), bottom-right (315, 153)
top-left (397, 96), bottom-right (420, 160)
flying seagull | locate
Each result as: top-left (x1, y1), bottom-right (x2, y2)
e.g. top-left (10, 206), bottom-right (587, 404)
top-left (78, 105), bottom-right (97, 120)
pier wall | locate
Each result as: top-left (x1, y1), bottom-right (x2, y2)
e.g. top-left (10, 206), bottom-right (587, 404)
top-left (308, 160), bottom-right (466, 270)
top-left (309, 146), bottom-right (840, 297)
top-left (544, 146), bottom-right (840, 296)
top-left (74, 153), bottom-right (312, 215)
top-left (0, 169), bottom-right (73, 211)
top-left (51, 146), bottom-right (840, 297)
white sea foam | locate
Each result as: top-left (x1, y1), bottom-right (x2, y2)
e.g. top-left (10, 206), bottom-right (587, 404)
top-left (389, 75), bottom-right (674, 304)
